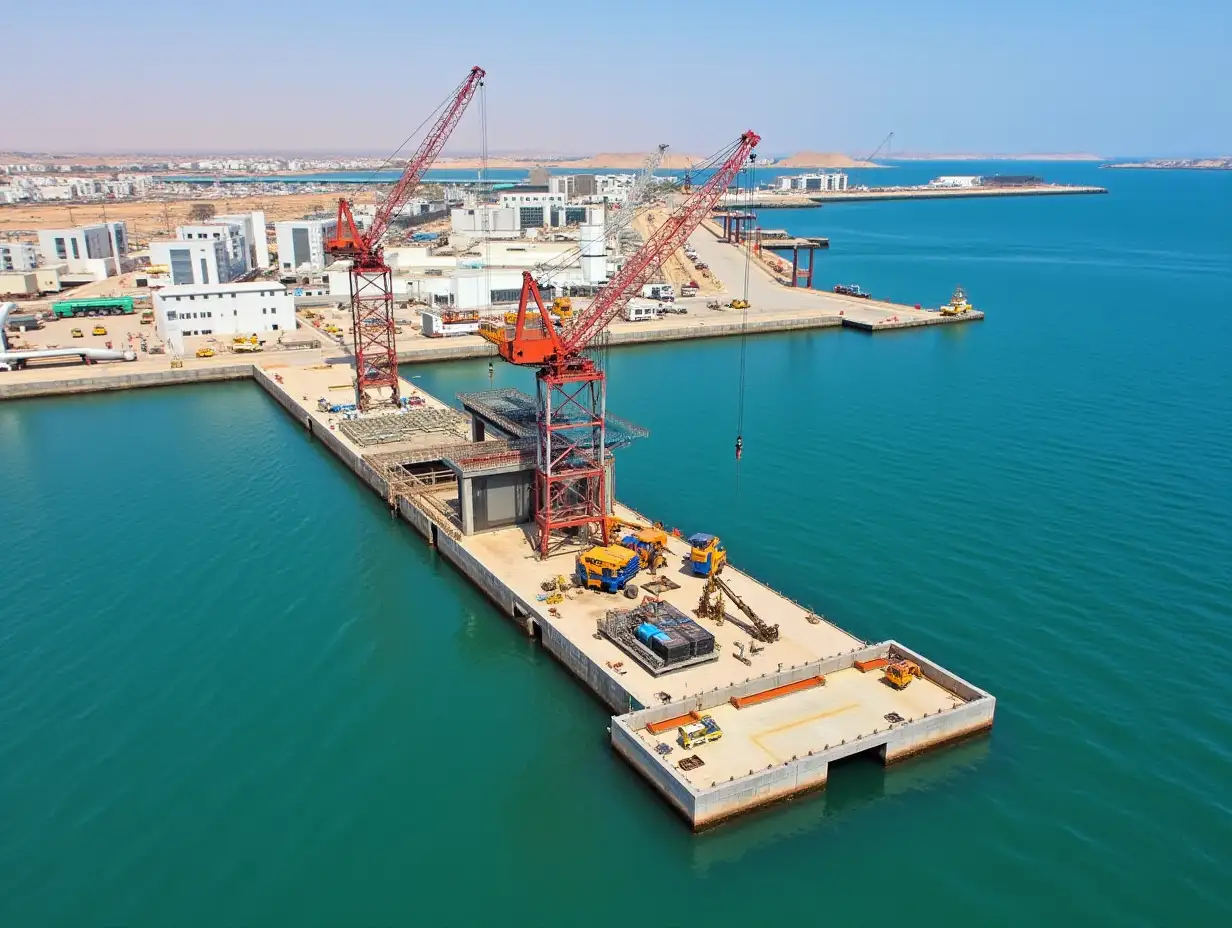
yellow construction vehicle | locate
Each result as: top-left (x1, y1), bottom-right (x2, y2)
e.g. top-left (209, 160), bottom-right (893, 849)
top-left (687, 533), bottom-right (726, 576)
top-left (233, 334), bottom-right (259, 345)
top-left (195, 347), bottom-right (215, 358)
top-left (729, 298), bottom-right (749, 310)
top-left (233, 342), bottom-right (263, 353)
top-left (551, 296), bottom-right (574, 320)
top-left (678, 714), bottom-right (723, 749)
top-left (92, 324), bottom-right (107, 336)
top-left (575, 545), bottom-right (641, 596)
top-left (884, 660), bottom-right (923, 690)
top-left (71, 327), bottom-right (84, 338)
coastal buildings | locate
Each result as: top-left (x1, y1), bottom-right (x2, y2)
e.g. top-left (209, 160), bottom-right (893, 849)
top-left (274, 219), bottom-right (337, 273)
top-left (0, 243), bottom-right (37, 271)
top-left (152, 281), bottom-right (296, 351)
top-left (776, 172), bottom-right (849, 191)
top-left (35, 222), bottom-right (128, 280)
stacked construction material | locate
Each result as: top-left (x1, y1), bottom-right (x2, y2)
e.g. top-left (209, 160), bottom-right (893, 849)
top-left (599, 599), bottom-right (717, 675)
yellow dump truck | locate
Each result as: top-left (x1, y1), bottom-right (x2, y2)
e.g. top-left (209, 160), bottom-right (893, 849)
top-left (678, 714), bottom-right (723, 749)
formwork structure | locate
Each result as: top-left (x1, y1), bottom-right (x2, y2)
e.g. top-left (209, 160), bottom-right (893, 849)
top-left (338, 407), bottom-right (469, 447)
top-left (458, 387), bottom-right (649, 450)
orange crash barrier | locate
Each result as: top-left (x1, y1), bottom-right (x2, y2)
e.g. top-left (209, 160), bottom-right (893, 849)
top-left (730, 675), bottom-right (824, 709)
top-left (646, 711), bottom-right (703, 735)
top-left (854, 658), bottom-right (890, 673)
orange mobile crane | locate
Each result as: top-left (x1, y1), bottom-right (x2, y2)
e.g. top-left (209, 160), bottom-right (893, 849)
top-left (482, 131), bottom-right (761, 558)
top-left (326, 66), bottom-right (485, 411)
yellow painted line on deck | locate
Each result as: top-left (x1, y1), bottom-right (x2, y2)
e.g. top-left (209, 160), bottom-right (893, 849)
top-left (750, 702), bottom-right (860, 764)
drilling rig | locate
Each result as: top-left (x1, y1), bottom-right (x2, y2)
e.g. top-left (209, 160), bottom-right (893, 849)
top-left (482, 131), bottom-right (760, 558)
top-left (326, 66), bottom-right (485, 411)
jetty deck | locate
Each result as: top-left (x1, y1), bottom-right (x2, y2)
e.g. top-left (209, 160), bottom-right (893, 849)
top-left (249, 361), bottom-right (996, 828)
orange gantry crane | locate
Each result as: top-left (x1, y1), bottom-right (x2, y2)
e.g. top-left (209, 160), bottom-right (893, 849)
top-left (484, 130), bottom-right (761, 558)
top-left (327, 65), bottom-right (485, 411)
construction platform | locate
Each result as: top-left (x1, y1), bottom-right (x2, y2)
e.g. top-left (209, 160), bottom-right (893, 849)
top-left (251, 361), bottom-right (996, 830)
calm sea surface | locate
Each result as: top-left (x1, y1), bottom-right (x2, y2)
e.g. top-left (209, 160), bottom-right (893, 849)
top-left (2, 163), bottom-right (1229, 925)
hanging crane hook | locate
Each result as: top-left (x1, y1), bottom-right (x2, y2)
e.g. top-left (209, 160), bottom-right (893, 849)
top-left (735, 435), bottom-right (743, 461)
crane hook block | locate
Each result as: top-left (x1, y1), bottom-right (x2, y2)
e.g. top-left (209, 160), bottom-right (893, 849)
top-left (735, 435), bottom-right (743, 460)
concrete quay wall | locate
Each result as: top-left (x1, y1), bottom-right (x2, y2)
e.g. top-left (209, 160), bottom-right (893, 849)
top-left (0, 363), bottom-right (255, 400)
top-left (612, 641), bottom-right (994, 828)
top-left (842, 311), bottom-right (985, 332)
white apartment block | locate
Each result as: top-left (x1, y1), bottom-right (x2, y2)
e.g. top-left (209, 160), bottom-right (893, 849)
top-left (275, 219), bottom-right (337, 273)
top-left (0, 242), bottom-right (38, 271)
top-left (776, 172), bottom-right (849, 192)
top-left (153, 282), bottom-right (296, 353)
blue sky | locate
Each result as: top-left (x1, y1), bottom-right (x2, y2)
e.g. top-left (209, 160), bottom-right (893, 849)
top-left (7, 0), bottom-right (1230, 157)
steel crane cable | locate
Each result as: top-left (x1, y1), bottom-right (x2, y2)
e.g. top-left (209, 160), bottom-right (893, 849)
top-left (525, 138), bottom-right (744, 294)
top-left (735, 149), bottom-right (756, 475)
top-left (349, 72), bottom-right (473, 196)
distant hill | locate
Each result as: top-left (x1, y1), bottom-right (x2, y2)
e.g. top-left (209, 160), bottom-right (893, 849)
top-left (774, 152), bottom-right (881, 168)
top-left (555, 152), bottom-right (705, 170)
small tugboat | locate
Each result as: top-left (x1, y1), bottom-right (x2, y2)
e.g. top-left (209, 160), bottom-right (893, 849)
top-left (940, 286), bottom-right (974, 315)
top-left (833, 283), bottom-right (871, 298)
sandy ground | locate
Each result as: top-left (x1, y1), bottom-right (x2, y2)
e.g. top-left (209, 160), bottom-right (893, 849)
top-left (0, 191), bottom-right (377, 245)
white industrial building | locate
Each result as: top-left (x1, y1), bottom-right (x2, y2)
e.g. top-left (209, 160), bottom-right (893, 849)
top-left (35, 222), bottom-right (128, 279)
top-left (451, 206), bottom-right (520, 235)
top-left (776, 173), bottom-right (849, 192)
top-left (150, 238), bottom-right (234, 287)
top-left (275, 219), bottom-right (337, 273)
top-left (927, 175), bottom-right (980, 188)
top-left (0, 242), bottom-right (37, 271)
top-left (153, 282), bottom-right (296, 353)
top-left (216, 210), bottom-right (269, 269)
top-left (496, 186), bottom-right (566, 228)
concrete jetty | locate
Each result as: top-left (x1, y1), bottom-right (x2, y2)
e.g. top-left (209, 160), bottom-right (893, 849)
top-left (719, 183), bottom-right (1107, 208)
top-left (0, 354), bottom-right (996, 827)
top-left (248, 361), bottom-right (995, 828)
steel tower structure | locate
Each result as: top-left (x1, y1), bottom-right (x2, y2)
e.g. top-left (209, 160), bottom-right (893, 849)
top-left (327, 66), bottom-right (485, 411)
top-left (485, 131), bottom-right (760, 557)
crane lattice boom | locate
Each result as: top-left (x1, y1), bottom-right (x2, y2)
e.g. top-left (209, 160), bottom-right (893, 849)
top-left (329, 66), bottom-right (486, 264)
top-left (561, 131), bottom-right (759, 356)
top-left (327, 65), bottom-right (485, 412)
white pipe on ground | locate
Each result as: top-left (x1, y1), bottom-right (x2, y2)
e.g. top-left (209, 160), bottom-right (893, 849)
top-left (0, 301), bottom-right (137, 368)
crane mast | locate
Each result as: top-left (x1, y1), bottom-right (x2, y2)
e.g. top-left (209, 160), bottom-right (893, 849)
top-left (327, 66), bottom-right (485, 411)
top-left (488, 130), bottom-right (760, 557)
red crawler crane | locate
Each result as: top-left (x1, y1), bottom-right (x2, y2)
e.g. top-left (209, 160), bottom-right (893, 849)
top-left (327, 66), bottom-right (485, 410)
top-left (487, 130), bottom-right (760, 558)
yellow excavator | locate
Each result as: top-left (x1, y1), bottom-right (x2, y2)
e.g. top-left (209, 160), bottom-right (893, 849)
top-left (884, 660), bottom-right (923, 689)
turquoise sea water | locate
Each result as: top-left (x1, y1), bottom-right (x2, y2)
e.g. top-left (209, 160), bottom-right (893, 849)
top-left (2, 163), bottom-right (1230, 925)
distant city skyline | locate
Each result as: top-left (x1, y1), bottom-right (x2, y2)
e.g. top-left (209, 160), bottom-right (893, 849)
top-left (6, 0), bottom-right (1230, 158)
